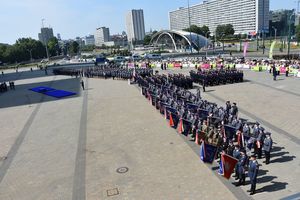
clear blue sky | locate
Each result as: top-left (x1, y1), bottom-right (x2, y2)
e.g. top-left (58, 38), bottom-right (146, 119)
top-left (0, 0), bottom-right (296, 44)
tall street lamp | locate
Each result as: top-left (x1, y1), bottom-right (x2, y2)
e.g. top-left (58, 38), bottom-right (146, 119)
top-left (288, 11), bottom-right (295, 59)
top-left (262, 0), bottom-right (265, 55)
top-left (26, 49), bottom-right (33, 62)
top-left (220, 33), bottom-right (225, 53)
top-left (205, 32), bottom-right (210, 58)
top-left (272, 26), bottom-right (277, 41)
top-left (187, 0), bottom-right (193, 53)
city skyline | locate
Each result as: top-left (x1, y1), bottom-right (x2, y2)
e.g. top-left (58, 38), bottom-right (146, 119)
top-left (0, 0), bottom-right (297, 44)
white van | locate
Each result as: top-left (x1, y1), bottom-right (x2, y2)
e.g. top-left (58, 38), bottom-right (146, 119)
top-left (114, 56), bottom-right (125, 62)
top-left (131, 54), bottom-right (141, 60)
top-left (144, 53), bottom-right (162, 60)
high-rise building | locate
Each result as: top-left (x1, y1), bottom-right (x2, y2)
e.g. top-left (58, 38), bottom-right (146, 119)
top-left (38, 27), bottom-right (54, 45)
top-left (57, 33), bottom-right (61, 41)
top-left (83, 35), bottom-right (95, 46)
top-left (169, 0), bottom-right (270, 35)
top-left (126, 9), bottom-right (145, 42)
top-left (269, 9), bottom-right (295, 36)
top-left (95, 27), bottom-right (110, 47)
top-left (75, 37), bottom-right (85, 47)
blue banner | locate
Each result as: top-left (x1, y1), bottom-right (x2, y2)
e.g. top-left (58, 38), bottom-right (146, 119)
top-left (200, 142), bottom-right (218, 164)
top-left (218, 157), bottom-right (224, 175)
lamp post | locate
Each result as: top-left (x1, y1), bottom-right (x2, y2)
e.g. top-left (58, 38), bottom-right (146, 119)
top-left (26, 49), bottom-right (33, 62)
top-left (205, 32), bottom-right (210, 58)
top-left (288, 11), bottom-right (295, 59)
top-left (220, 33), bottom-right (225, 53)
top-left (187, 0), bottom-right (193, 53)
top-left (262, 0), bottom-right (265, 55)
top-left (272, 26), bottom-right (277, 41)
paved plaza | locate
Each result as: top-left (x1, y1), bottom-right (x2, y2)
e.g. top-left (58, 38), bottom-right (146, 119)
top-left (0, 67), bottom-right (299, 200)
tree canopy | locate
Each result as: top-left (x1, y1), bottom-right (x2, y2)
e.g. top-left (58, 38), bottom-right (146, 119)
top-left (69, 41), bottom-right (80, 54)
top-left (183, 25), bottom-right (211, 37)
top-left (47, 37), bottom-right (61, 56)
top-left (215, 24), bottom-right (235, 39)
top-left (295, 24), bottom-right (300, 43)
top-left (0, 38), bottom-right (47, 64)
top-left (143, 30), bottom-right (158, 45)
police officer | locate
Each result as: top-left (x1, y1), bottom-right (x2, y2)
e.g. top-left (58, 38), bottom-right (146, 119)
top-left (80, 80), bottom-right (85, 90)
top-left (233, 144), bottom-right (240, 179)
top-left (263, 133), bottom-right (273, 164)
top-left (236, 150), bottom-right (247, 186)
top-left (248, 155), bottom-right (259, 195)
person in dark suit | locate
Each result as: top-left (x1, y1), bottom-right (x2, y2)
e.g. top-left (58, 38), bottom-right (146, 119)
top-left (272, 66), bottom-right (277, 81)
top-left (80, 80), bottom-right (85, 90)
top-left (236, 150), bottom-right (247, 186)
top-left (248, 155), bottom-right (259, 195)
top-left (263, 133), bottom-right (273, 164)
top-left (233, 145), bottom-right (240, 179)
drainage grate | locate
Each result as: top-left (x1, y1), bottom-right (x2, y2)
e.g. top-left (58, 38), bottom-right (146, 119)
top-left (107, 188), bottom-right (119, 197)
top-left (116, 167), bottom-right (129, 174)
top-left (0, 156), bottom-right (7, 161)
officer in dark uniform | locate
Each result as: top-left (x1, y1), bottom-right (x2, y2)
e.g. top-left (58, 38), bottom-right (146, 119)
top-left (233, 145), bottom-right (240, 179)
top-left (80, 80), bottom-right (85, 90)
top-left (263, 133), bottom-right (273, 164)
top-left (248, 155), bottom-right (259, 195)
top-left (236, 150), bottom-right (247, 186)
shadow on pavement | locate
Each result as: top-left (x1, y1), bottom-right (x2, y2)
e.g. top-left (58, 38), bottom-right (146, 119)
top-left (272, 146), bottom-right (285, 152)
top-left (270, 155), bottom-right (296, 164)
top-left (256, 181), bottom-right (288, 193)
top-left (0, 77), bottom-right (81, 109)
top-left (0, 69), bottom-right (53, 82)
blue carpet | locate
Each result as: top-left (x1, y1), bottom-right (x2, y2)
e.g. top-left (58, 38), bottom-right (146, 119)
top-left (29, 86), bottom-right (76, 98)
top-left (44, 90), bottom-right (76, 98)
top-left (29, 86), bottom-right (55, 93)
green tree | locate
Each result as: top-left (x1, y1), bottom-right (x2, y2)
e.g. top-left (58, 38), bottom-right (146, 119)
top-left (143, 35), bottom-right (152, 45)
top-left (295, 24), bottom-right (300, 43)
top-left (0, 38), bottom-right (47, 64)
top-left (69, 41), bottom-right (79, 54)
top-left (200, 25), bottom-right (210, 37)
top-left (47, 37), bottom-right (60, 56)
top-left (81, 45), bottom-right (95, 52)
top-left (184, 25), bottom-right (203, 35)
top-left (216, 24), bottom-right (235, 39)
top-left (184, 25), bottom-right (210, 37)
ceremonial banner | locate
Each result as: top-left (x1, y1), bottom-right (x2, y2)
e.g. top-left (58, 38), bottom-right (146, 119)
top-left (224, 125), bottom-right (236, 139)
top-left (269, 41), bottom-right (276, 59)
top-left (218, 156), bottom-right (224, 175)
top-left (243, 42), bottom-right (249, 57)
top-left (178, 118), bottom-right (184, 134)
top-left (169, 113), bottom-right (174, 127)
top-left (168, 111), bottom-right (179, 128)
top-left (200, 142), bottom-right (218, 164)
top-left (219, 154), bottom-right (239, 179)
top-left (201, 63), bottom-right (210, 69)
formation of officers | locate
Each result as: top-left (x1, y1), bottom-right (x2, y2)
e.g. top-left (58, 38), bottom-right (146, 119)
top-left (190, 69), bottom-right (244, 87)
top-left (167, 74), bottom-right (193, 89)
top-left (135, 73), bottom-right (273, 196)
top-left (53, 64), bottom-right (274, 195)
top-left (0, 81), bottom-right (15, 93)
top-left (53, 65), bottom-right (153, 80)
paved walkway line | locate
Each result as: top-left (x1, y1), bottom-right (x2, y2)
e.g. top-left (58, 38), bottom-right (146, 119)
top-left (249, 79), bottom-right (300, 98)
top-left (0, 76), bottom-right (56, 184)
top-left (133, 84), bottom-right (252, 200)
top-left (72, 78), bottom-right (88, 200)
top-left (206, 92), bottom-right (300, 146)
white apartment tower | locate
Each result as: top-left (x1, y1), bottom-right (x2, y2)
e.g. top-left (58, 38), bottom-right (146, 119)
top-left (126, 9), bottom-right (146, 42)
top-left (95, 27), bottom-right (110, 46)
top-left (169, 0), bottom-right (269, 35)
